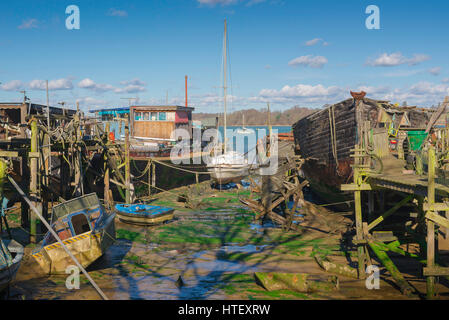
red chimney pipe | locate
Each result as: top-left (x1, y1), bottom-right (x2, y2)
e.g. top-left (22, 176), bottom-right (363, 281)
top-left (185, 75), bottom-right (188, 107)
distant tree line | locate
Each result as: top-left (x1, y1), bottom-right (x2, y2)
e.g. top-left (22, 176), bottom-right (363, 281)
top-left (193, 106), bottom-right (315, 126)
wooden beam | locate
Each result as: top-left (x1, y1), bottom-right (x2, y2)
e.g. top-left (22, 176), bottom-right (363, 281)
top-left (341, 183), bottom-right (373, 191)
top-left (425, 211), bottom-right (449, 230)
top-left (423, 266), bottom-right (449, 277)
top-left (0, 151), bottom-right (19, 158)
top-left (368, 241), bottom-right (415, 296)
top-left (424, 203), bottom-right (449, 212)
top-left (367, 194), bottom-right (414, 231)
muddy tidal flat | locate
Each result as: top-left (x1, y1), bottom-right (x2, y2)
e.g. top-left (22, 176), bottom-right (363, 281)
top-left (6, 185), bottom-right (449, 300)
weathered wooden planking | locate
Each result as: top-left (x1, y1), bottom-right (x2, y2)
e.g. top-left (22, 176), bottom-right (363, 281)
top-left (369, 173), bottom-right (449, 197)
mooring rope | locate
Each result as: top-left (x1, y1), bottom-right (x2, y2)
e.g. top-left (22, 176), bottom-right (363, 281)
top-left (151, 159), bottom-right (212, 175)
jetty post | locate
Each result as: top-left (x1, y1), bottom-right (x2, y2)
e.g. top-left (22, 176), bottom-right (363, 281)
top-left (29, 117), bottom-right (39, 244)
top-left (125, 118), bottom-right (131, 204)
top-left (104, 121), bottom-right (110, 208)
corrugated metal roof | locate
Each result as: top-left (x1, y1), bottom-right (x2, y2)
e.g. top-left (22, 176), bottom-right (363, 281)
top-left (89, 107), bottom-right (130, 114)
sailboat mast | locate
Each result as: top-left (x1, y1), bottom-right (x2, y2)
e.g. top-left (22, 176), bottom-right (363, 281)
top-left (223, 19), bottom-right (227, 154)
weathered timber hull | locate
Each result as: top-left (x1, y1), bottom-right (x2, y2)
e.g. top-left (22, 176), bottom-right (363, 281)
top-left (293, 96), bottom-right (431, 199)
top-left (0, 240), bottom-right (23, 292)
top-left (0, 260), bottom-right (20, 292)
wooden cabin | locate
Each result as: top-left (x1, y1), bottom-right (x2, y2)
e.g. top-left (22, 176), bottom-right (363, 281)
top-left (292, 93), bottom-right (432, 199)
top-left (130, 105), bottom-right (194, 142)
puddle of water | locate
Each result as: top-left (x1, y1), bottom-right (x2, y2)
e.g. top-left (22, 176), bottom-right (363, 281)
top-left (219, 244), bottom-right (268, 253)
top-left (249, 221), bottom-right (276, 230)
top-left (111, 272), bottom-right (227, 300)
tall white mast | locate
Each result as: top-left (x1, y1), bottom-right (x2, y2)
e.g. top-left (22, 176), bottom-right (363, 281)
top-left (223, 19), bottom-right (227, 154)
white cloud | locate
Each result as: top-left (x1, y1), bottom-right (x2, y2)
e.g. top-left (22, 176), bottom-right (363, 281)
top-left (305, 38), bottom-right (322, 46)
top-left (197, 0), bottom-right (239, 6)
top-left (78, 78), bottom-right (115, 92)
top-left (428, 67), bottom-right (441, 76)
top-left (120, 78), bottom-right (146, 86)
top-left (77, 96), bottom-right (108, 106)
top-left (442, 78), bottom-right (449, 83)
top-left (246, 0), bottom-right (266, 6)
top-left (107, 8), bottom-right (128, 17)
top-left (367, 52), bottom-right (430, 67)
top-left (288, 55), bottom-right (328, 68)
top-left (0, 80), bottom-right (24, 91)
top-left (29, 78), bottom-right (73, 91)
top-left (78, 78), bottom-right (146, 94)
top-left (197, 0), bottom-right (266, 6)
top-left (18, 19), bottom-right (38, 30)
top-left (114, 85), bottom-right (146, 94)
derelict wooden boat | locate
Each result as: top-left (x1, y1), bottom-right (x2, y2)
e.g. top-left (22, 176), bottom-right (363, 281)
top-left (0, 239), bottom-right (23, 292)
top-left (31, 193), bottom-right (116, 275)
top-left (115, 203), bottom-right (175, 226)
top-left (292, 92), bottom-right (432, 202)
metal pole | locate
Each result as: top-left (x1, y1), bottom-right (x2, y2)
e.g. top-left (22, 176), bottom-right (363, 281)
top-left (46, 80), bottom-right (51, 181)
top-left (125, 119), bottom-right (131, 204)
top-left (223, 19), bottom-right (227, 154)
top-left (185, 76), bottom-right (188, 107)
top-left (8, 176), bottom-right (109, 300)
top-left (104, 122), bottom-right (110, 207)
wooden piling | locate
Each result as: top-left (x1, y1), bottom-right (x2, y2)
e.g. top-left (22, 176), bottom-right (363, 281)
top-left (426, 146), bottom-right (436, 299)
top-left (124, 119), bottom-right (131, 204)
top-left (147, 160), bottom-right (152, 197)
top-left (104, 122), bottom-right (110, 207)
top-left (30, 118), bottom-right (39, 244)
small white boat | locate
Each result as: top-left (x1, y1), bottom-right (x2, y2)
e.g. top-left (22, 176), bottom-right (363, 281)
top-left (207, 20), bottom-right (251, 185)
top-left (207, 151), bottom-right (250, 184)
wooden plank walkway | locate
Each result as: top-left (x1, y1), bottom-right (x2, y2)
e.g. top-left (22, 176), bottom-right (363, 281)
top-left (369, 172), bottom-right (449, 198)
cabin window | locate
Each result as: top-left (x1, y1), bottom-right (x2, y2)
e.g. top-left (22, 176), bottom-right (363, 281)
top-left (142, 112), bottom-right (149, 121)
top-left (167, 112), bottom-right (175, 121)
top-left (101, 114), bottom-right (113, 121)
top-left (71, 214), bottom-right (91, 235)
top-left (135, 112), bottom-right (141, 120)
top-left (159, 112), bottom-right (166, 121)
top-left (151, 112), bottom-right (158, 121)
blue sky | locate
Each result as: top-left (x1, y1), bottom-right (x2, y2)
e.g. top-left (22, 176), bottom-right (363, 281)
top-left (1, 0), bottom-right (448, 113)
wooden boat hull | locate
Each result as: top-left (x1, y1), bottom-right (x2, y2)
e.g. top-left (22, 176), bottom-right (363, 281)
top-left (292, 96), bottom-right (431, 200)
top-left (0, 240), bottom-right (23, 292)
top-left (31, 213), bottom-right (116, 275)
top-left (0, 260), bottom-right (21, 292)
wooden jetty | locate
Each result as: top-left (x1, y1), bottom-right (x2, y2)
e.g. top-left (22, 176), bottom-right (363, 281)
top-left (338, 96), bottom-right (449, 298)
